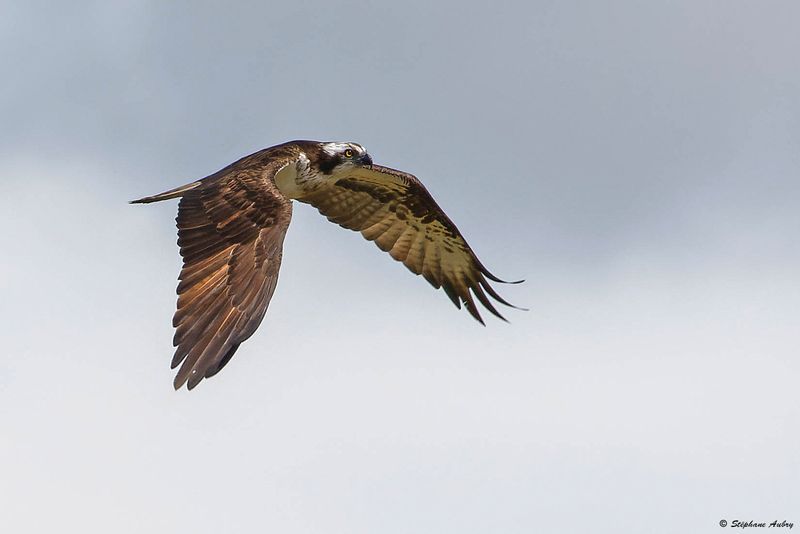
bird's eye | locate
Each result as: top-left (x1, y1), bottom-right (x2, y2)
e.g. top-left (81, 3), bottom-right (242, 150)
top-left (344, 149), bottom-right (354, 158)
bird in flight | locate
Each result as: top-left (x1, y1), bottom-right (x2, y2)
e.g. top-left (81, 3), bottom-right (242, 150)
top-left (132, 140), bottom-right (522, 390)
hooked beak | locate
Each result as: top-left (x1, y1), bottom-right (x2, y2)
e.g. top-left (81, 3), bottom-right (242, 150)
top-left (360, 153), bottom-right (373, 166)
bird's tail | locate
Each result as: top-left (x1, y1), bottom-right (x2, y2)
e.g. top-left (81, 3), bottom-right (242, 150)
top-left (129, 181), bottom-right (201, 204)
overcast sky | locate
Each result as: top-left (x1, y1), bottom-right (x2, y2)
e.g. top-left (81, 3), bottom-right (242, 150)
top-left (1, 1), bottom-right (799, 533)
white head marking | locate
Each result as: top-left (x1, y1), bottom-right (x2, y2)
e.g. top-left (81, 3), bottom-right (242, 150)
top-left (322, 142), bottom-right (349, 156)
top-left (321, 142), bottom-right (367, 156)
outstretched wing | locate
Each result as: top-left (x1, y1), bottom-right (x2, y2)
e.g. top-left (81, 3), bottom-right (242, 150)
top-left (298, 164), bottom-right (521, 324)
top-left (159, 164), bottom-right (292, 389)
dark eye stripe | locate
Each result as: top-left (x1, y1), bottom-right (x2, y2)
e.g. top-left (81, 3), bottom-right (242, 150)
top-left (319, 154), bottom-right (341, 174)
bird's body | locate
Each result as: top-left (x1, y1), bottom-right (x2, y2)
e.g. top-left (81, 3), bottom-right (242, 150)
top-left (132, 140), bottom-right (521, 389)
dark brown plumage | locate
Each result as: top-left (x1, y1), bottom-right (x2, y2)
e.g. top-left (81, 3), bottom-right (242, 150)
top-left (132, 140), bottom-right (521, 389)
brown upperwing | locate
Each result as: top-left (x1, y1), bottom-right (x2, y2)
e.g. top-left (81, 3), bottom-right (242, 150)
top-left (168, 162), bottom-right (293, 390)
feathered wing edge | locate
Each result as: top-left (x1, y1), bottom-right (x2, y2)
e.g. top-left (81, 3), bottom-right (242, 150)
top-left (418, 246), bottom-right (527, 326)
top-left (130, 149), bottom-right (296, 390)
top-left (129, 181), bottom-right (202, 204)
top-left (302, 163), bottom-right (525, 325)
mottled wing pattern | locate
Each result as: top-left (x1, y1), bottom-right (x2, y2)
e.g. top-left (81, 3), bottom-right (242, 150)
top-left (169, 164), bottom-right (292, 389)
top-left (299, 164), bottom-right (520, 323)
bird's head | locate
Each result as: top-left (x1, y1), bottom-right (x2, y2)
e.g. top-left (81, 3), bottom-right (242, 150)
top-left (274, 140), bottom-right (375, 199)
top-left (316, 142), bottom-right (373, 175)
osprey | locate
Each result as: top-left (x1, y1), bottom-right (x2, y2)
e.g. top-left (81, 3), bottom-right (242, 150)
top-left (132, 140), bottom-right (522, 390)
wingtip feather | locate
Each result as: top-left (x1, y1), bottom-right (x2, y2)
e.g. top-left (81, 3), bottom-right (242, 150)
top-left (129, 181), bottom-right (202, 205)
top-left (173, 374), bottom-right (186, 390)
top-left (476, 259), bottom-right (524, 285)
top-left (471, 282), bottom-right (509, 322)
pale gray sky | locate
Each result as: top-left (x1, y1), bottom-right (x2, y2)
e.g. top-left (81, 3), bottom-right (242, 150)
top-left (1, 1), bottom-right (799, 533)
